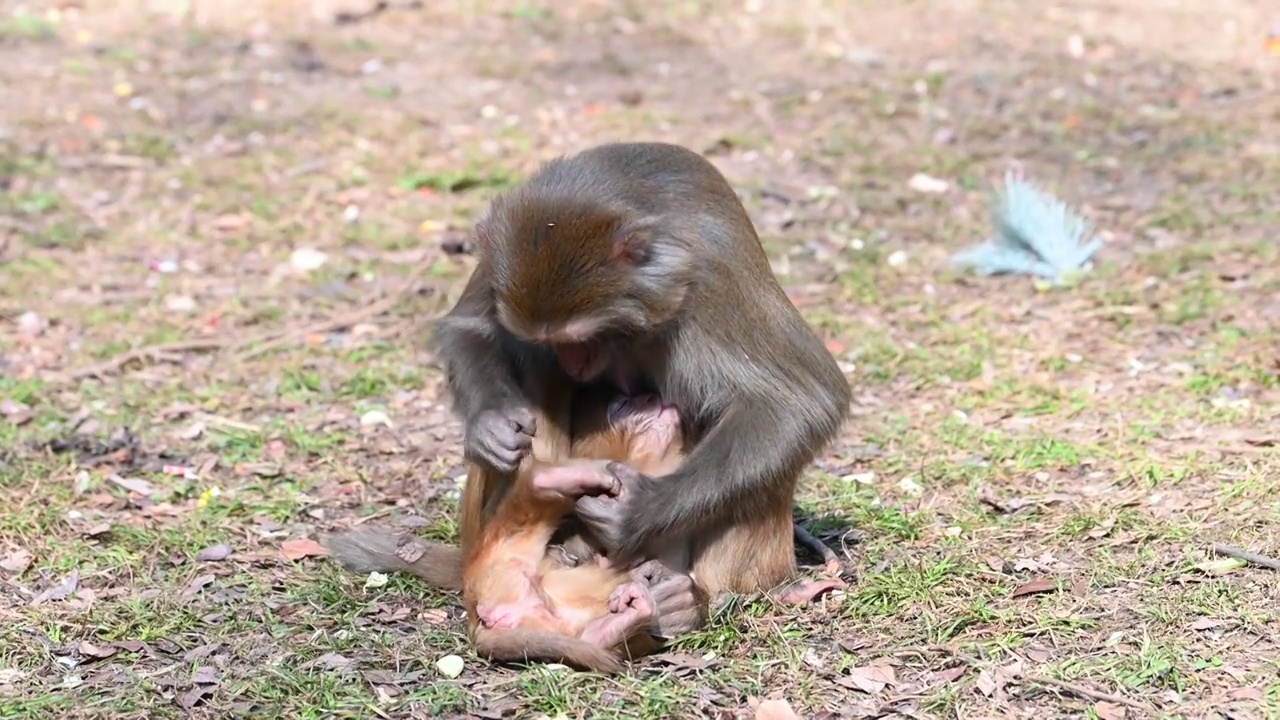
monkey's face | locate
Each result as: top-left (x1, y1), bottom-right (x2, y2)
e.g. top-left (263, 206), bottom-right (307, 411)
top-left (606, 394), bottom-right (682, 466)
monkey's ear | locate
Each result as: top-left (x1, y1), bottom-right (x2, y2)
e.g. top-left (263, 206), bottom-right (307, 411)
top-left (609, 217), bottom-right (660, 265)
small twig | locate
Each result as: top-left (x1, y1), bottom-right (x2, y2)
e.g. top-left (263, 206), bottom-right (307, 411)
top-left (1024, 674), bottom-right (1145, 710)
top-left (231, 255), bottom-right (437, 362)
top-left (62, 255), bottom-right (440, 381)
top-left (352, 508), bottom-right (395, 526)
top-left (1212, 543), bottom-right (1280, 571)
top-left (66, 339), bottom-right (230, 380)
top-left (195, 413), bottom-right (262, 434)
top-left (793, 522), bottom-right (842, 574)
top-left (869, 644), bottom-right (1148, 711)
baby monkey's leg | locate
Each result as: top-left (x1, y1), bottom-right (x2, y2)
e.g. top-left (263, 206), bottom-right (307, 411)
top-left (577, 581), bottom-right (656, 649)
top-left (530, 460), bottom-right (621, 503)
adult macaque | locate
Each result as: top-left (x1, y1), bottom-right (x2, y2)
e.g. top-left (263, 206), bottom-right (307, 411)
top-left (324, 386), bottom-right (706, 672)
top-left (431, 141), bottom-right (851, 595)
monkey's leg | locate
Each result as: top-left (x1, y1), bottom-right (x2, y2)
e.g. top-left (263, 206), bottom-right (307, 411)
top-left (578, 581), bottom-right (655, 649)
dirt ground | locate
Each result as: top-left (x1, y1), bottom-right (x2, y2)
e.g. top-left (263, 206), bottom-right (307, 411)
top-left (1, 0), bottom-right (1278, 718)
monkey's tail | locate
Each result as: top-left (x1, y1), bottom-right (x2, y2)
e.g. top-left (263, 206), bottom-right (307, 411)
top-left (320, 529), bottom-right (462, 591)
top-left (474, 628), bottom-right (625, 674)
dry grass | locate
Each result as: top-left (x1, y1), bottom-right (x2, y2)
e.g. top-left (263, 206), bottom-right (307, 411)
top-left (1, 0), bottom-right (1278, 717)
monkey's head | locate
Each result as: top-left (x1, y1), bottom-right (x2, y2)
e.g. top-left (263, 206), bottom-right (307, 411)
top-left (477, 192), bottom-right (696, 382)
top-left (605, 393), bottom-right (683, 470)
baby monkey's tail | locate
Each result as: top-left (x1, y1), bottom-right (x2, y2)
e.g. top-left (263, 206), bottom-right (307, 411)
top-left (321, 529), bottom-right (462, 591)
top-left (474, 628), bottom-right (626, 674)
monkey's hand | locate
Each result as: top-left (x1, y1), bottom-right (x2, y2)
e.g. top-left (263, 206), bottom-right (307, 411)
top-left (572, 462), bottom-right (649, 559)
top-left (631, 560), bottom-right (706, 640)
top-left (465, 406), bottom-right (536, 473)
top-left (530, 460), bottom-right (620, 503)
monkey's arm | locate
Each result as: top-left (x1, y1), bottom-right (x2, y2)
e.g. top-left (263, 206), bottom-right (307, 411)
top-left (433, 272), bottom-right (537, 473)
top-left (432, 271), bottom-right (522, 421)
top-left (582, 389), bottom-right (845, 558)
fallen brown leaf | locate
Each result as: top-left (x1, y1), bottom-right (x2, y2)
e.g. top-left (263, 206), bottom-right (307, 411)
top-left (1229, 687), bottom-right (1265, 702)
top-left (107, 475), bottom-right (157, 496)
top-left (1093, 700), bottom-right (1127, 720)
top-left (180, 574), bottom-right (215, 598)
top-left (755, 698), bottom-right (801, 720)
top-left (281, 538), bottom-right (329, 561)
top-left (31, 571), bottom-right (79, 605)
top-left (0, 549), bottom-right (32, 574)
top-left (178, 685), bottom-right (214, 710)
top-left (81, 522), bottom-right (112, 538)
top-left (1010, 577), bottom-right (1058, 598)
top-left (1086, 518), bottom-right (1117, 539)
top-left (653, 653), bottom-right (712, 671)
top-left (77, 641), bottom-right (118, 660)
top-left (932, 666), bottom-right (966, 684)
top-left (842, 664), bottom-right (896, 693)
top-left (195, 544), bottom-right (233, 562)
top-left (976, 669), bottom-right (998, 697)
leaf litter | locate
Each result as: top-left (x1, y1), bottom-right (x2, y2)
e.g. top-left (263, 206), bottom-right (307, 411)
top-left (2, 2), bottom-right (1279, 718)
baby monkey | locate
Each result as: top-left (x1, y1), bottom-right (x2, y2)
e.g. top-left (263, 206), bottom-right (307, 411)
top-left (325, 390), bottom-right (704, 673)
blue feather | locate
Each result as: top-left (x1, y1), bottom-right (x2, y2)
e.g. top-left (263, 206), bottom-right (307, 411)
top-left (952, 172), bottom-right (1103, 282)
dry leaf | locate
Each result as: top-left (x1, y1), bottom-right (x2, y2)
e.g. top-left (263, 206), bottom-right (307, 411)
top-left (933, 666), bottom-right (966, 683)
top-left (1190, 618), bottom-right (1224, 631)
top-left (178, 685), bottom-right (214, 710)
top-left (1071, 578), bottom-right (1089, 597)
top-left (195, 544), bottom-right (233, 562)
top-left (1229, 686), bottom-right (1265, 702)
top-left (1086, 518), bottom-right (1117, 539)
top-left (1196, 558), bottom-right (1246, 574)
top-left (843, 665), bottom-right (896, 693)
top-left (312, 653), bottom-right (354, 671)
top-left (976, 669), bottom-right (998, 697)
top-left (114, 640), bottom-right (146, 653)
top-left (776, 578), bottom-right (845, 604)
top-left (107, 475), bottom-right (157, 496)
top-left (755, 698), bottom-right (801, 720)
top-left (31, 570), bottom-right (79, 605)
top-left (652, 653), bottom-right (712, 670)
top-left (1010, 577), bottom-right (1058, 598)
top-left (0, 549), bottom-right (32, 574)
top-left (181, 574), bottom-right (216, 598)
top-left (1024, 646), bottom-right (1051, 663)
top-left (81, 522), bottom-right (112, 538)
top-left (77, 641), bottom-right (117, 660)
top-left (281, 538), bottom-right (329, 561)
top-left (1093, 701), bottom-right (1126, 720)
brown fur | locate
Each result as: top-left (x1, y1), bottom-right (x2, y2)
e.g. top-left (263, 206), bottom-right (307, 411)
top-left (326, 380), bottom-right (701, 673)
top-left (436, 142), bottom-right (851, 602)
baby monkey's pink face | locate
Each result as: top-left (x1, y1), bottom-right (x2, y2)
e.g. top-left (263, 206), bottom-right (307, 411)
top-left (606, 393), bottom-right (682, 466)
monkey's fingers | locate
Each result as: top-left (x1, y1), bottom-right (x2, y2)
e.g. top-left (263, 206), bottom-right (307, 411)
top-left (507, 406), bottom-right (538, 436)
top-left (646, 573), bottom-right (705, 638)
top-left (573, 496), bottom-right (627, 557)
top-left (604, 461), bottom-right (643, 487)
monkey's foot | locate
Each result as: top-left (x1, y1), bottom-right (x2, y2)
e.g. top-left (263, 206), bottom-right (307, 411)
top-left (579, 582), bottom-right (654, 648)
top-left (772, 577), bottom-right (846, 605)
